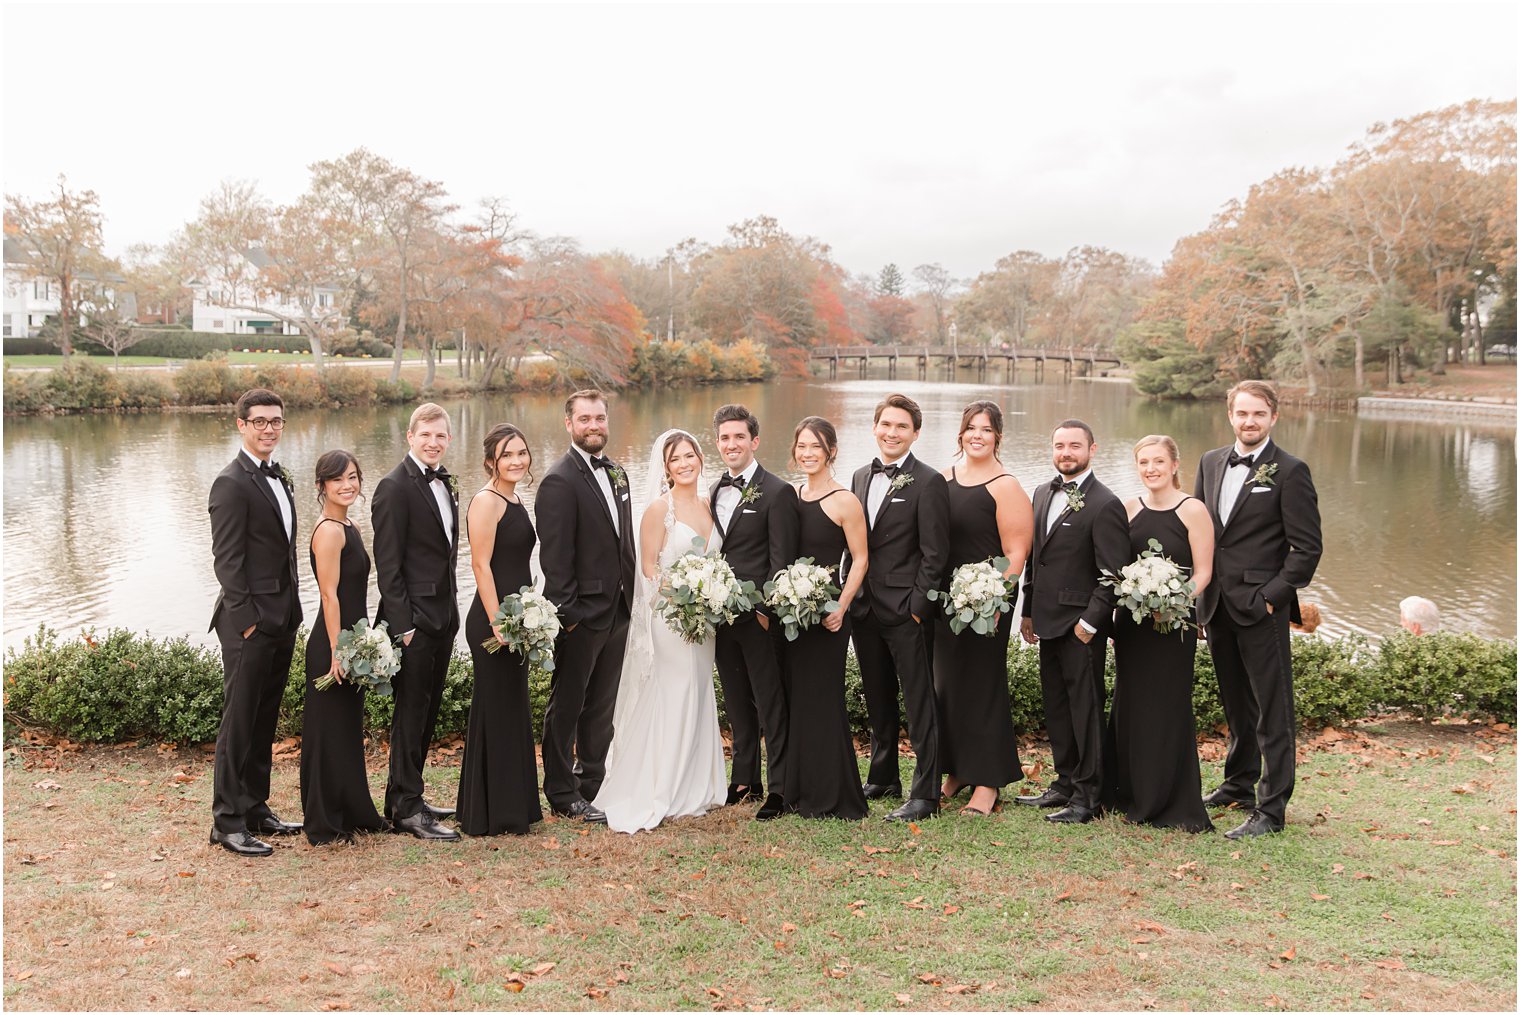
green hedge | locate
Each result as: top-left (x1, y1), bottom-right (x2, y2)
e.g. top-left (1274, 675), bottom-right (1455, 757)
top-left (5, 625), bottom-right (1513, 747)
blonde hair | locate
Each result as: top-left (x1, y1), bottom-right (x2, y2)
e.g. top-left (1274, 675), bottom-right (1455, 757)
top-left (408, 402), bottom-right (451, 435)
top-left (1133, 434), bottom-right (1182, 490)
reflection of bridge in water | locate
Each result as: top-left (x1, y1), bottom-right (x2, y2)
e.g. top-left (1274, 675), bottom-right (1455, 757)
top-left (811, 345), bottom-right (1123, 381)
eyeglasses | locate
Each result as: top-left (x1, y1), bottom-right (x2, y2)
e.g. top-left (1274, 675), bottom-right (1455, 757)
top-left (244, 417), bottom-right (286, 431)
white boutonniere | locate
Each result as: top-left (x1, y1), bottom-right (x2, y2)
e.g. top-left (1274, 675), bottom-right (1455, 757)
top-left (740, 483), bottom-right (762, 505)
top-left (272, 463), bottom-right (294, 497)
top-left (1065, 483), bottom-right (1085, 512)
top-left (889, 472), bottom-right (914, 494)
top-left (1252, 462), bottom-right (1278, 487)
top-left (607, 463), bottom-right (628, 491)
top-left (445, 473), bottom-right (460, 501)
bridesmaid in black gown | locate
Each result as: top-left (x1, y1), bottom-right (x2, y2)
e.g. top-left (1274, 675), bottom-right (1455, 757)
top-left (456, 423), bottom-right (545, 836)
top-left (782, 417), bottom-right (870, 820)
top-left (301, 450), bottom-right (387, 846)
top-left (933, 402), bottom-right (1034, 816)
top-left (1108, 434), bottom-right (1215, 832)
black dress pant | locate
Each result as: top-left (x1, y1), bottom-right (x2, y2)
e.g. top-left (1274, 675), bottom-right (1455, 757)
top-left (714, 615), bottom-right (789, 791)
top-left (1207, 607), bottom-right (1296, 823)
top-left (1038, 629), bottom-right (1108, 810)
top-left (853, 611), bottom-right (939, 801)
top-left (541, 609), bottom-right (630, 811)
top-left (385, 624), bottom-right (457, 820)
top-left (213, 624), bottom-right (297, 834)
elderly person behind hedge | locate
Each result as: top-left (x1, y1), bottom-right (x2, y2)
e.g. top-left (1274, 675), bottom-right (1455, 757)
top-left (1399, 597), bottom-right (1441, 636)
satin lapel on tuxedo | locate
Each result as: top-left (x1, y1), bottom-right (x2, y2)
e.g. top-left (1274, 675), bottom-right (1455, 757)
top-left (708, 481), bottom-right (728, 541)
top-left (1223, 443), bottom-right (1276, 533)
top-left (854, 466), bottom-right (873, 531)
top-left (239, 456), bottom-right (289, 542)
top-left (1044, 474), bottom-right (1091, 541)
top-left (873, 455), bottom-right (914, 528)
top-left (405, 458), bottom-right (450, 541)
top-left (572, 452), bottom-right (618, 533)
top-left (1209, 449), bottom-right (1229, 526)
top-left (1031, 482), bottom-right (1052, 554)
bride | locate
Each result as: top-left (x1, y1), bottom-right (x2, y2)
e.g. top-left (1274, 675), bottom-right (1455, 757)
top-left (592, 429), bottom-right (728, 833)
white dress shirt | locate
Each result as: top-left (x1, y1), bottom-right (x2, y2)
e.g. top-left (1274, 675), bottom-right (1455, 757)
top-left (1218, 437), bottom-right (1271, 525)
top-left (867, 453), bottom-right (910, 526)
top-left (715, 459), bottom-right (759, 532)
top-left (1045, 467), bottom-right (1092, 535)
top-left (409, 452), bottom-right (454, 544)
top-left (572, 444), bottom-right (620, 536)
top-left (243, 448), bottom-right (293, 541)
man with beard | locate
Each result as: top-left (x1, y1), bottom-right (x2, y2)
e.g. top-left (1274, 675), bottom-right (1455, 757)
top-left (1017, 419), bottom-right (1129, 824)
top-left (536, 390), bottom-right (637, 823)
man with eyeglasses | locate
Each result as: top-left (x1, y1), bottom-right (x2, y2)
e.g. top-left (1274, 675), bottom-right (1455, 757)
top-left (207, 388), bottom-right (304, 856)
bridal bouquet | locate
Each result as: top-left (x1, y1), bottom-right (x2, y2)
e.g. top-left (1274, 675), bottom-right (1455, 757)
top-left (483, 586), bottom-right (561, 671)
top-left (316, 618), bottom-right (399, 694)
top-left (657, 538), bottom-right (762, 644)
top-left (928, 556), bottom-right (1016, 636)
top-left (763, 557), bottom-right (841, 642)
top-left (1101, 537), bottom-right (1197, 634)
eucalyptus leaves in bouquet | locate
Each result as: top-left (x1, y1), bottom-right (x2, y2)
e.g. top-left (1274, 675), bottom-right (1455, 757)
top-left (1101, 537), bottom-right (1197, 634)
top-left (484, 586), bottom-right (561, 672)
top-left (928, 555), bottom-right (1017, 636)
top-left (657, 537), bottom-right (762, 644)
top-left (762, 557), bottom-right (842, 642)
top-left (316, 618), bottom-right (400, 694)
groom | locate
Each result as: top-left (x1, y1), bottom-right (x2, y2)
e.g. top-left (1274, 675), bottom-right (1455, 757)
top-left (1196, 380), bottom-right (1322, 839)
top-left (373, 402), bottom-right (461, 841)
top-left (536, 389), bottom-right (637, 824)
top-left (207, 387), bottom-right (303, 856)
top-left (709, 404), bottom-right (799, 821)
top-left (845, 392), bottom-right (949, 823)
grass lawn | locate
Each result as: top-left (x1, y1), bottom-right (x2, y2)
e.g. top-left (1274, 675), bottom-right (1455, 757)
top-left (3, 722), bottom-right (1513, 1011)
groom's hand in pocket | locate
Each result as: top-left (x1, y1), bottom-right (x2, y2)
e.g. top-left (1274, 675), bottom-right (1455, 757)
top-left (241, 624), bottom-right (255, 640)
top-left (756, 614), bottom-right (769, 632)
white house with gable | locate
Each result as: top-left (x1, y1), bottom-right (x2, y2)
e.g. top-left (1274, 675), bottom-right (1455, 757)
top-left (188, 247), bottom-right (343, 335)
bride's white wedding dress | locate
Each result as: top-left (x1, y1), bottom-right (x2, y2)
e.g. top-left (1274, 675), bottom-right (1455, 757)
top-left (593, 499), bottom-right (727, 833)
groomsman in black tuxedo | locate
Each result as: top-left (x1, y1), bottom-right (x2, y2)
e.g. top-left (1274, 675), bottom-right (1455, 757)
top-left (844, 393), bottom-right (950, 822)
top-left (536, 389), bottom-right (637, 823)
top-left (374, 402), bottom-right (461, 841)
top-left (207, 388), bottom-right (303, 856)
top-left (1017, 419), bottom-right (1129, 824)
top-left (709, 404), bottom-right (800, 820)
top-left (1196, 380), bottom-right (1322, 839)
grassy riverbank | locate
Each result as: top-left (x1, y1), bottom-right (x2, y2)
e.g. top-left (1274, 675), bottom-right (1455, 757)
top-left (2, 721), bottom-right (1513, 1011)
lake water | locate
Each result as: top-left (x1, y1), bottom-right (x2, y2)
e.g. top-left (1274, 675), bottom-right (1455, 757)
top-left (3, 371), bottom-right (1514, 651)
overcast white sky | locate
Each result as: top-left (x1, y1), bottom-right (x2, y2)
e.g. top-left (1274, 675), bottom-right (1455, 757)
top-left (3, 1), bottom-right (1515, 279)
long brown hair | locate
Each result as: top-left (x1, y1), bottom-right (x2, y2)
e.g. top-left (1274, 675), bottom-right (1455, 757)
top-left (483, 423), bottom-right (533, 486)
top-left (790, 415), bottom-right (839, 469)
top-left (956, 400), bottom-right (1004, 459)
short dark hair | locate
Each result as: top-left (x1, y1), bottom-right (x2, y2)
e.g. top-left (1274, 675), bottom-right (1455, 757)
top-left (564, 388), bottom-right (608, 417)
top-left (313, 449), bottom-right (362, 503)
top-left (791, 416), bottom-right (839, 468)
top-left (1052, 418), bottom-right (1095, 444)
top-left (873, 392), bottom-right (922, 430)
top-left (483, 422), bottom-right (533, 486)
top-left (712, 403), bottom-right (759, 438)
top-left (236, 388), bottom-right (283, 420)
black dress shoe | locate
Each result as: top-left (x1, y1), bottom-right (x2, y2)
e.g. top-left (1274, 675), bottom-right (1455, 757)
top-left (885, 798), bottom-right (939, 822)
top-left (550, 799), bottom-right (608, 824)
top-left (755, 793), bottom-right (785, 821)
top-left (862, 782), bottom-right (903, 800)
top-left (422, 801), bottom-right (456, 820)
top-left (1202, 787), bottom-right (1256, 810)
top-left (1014, 789), bottom-right (1071, 808)
top-left (251, 814), bottom-right (303, 837)
top-left (209, 829), bottom-right (273, 857)
top-left (726, 784), bottom-right (763, 805)
top-left (1224, 811), bottom-right (1283, 840)
top-left (1044, 803), bottom-right (1098, 824)
top-left (391, 811), bottom-right (462, 841)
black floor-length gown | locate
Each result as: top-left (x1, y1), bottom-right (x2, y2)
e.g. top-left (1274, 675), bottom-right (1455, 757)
top-left (457, 493), bottom-right (544, 835)
top-left (932, 471), bottom-right (1021, 789)
top-left (782, 491), bottom-right (869, 820)
top-left (300, 519), bottom-right (387, 845)
top-left (1108, 500), bottom-right (1213, 832)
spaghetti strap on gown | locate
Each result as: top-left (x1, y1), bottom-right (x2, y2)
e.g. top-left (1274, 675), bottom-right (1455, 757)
top-left (457, 493), bottom-right (544, 835)
top-left (300, 519), bottom-right (387, 845)
top-left (782, 490), bottom-right (868, 820)
top-left (1108, 500), bottom-right (1213, 832)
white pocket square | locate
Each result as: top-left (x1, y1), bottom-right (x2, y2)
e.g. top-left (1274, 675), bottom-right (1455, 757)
top-left (741, 508), bottom-right (757, 514)
top-left (620, 493), bottom-right (629, 501)
top-left (1251, 487), bottom-right (1271, 494)
top-left (890, 497), bottom-right (906, 503)
top-left (1061, 522), bottom-right (1072, 527)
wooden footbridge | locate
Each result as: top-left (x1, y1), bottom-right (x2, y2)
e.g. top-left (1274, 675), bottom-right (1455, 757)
top-left (811, 344), bottom-right (1123, 381)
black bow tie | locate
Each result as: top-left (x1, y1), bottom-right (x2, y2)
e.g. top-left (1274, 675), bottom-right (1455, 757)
top-left (1050, 476), bottom-right (1077, 492)
top-left (717, 473), bottom-right (747, 489)
top-left (422, 465), bottom-right (450, 484)
top-left (870, 459), bottom-right (901, 479)
top-left (589, 456), bottom-right (613, 471)
top-left (1227, 450), bottom-right (1257, 470)
top-left (258, 460), bottom-right (282, 480)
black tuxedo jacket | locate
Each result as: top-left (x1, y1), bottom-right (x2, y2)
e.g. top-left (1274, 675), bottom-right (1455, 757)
top-left (843, 453), bottom-right (950, 623)
top-left (1195, 440), bottom-right (1322, 626)
top-left (372, 456), bottom-right (460, 638)
top-left (535, 449), bottom-right (637, 631)
top-left (708, 464), bottom-right (799, 620)
top-left (1021, 473), bottom-right (1129, 640)
top-left (207, 453), bottom-right (302, 636)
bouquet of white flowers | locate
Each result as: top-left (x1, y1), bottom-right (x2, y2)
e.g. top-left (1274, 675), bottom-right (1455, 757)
top-left (316, 618), bottom-right (400, 694)
top-left (1101, 537), bottom-right (1197, 634)
top-left (763, 557), bottom-right (842, 642)
top-left (927, 555), bottom-right (1016, 636)
top-left (657, 537), bottom-right (762, 644)
top-left (483, 585), bottom-right (562, 671)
